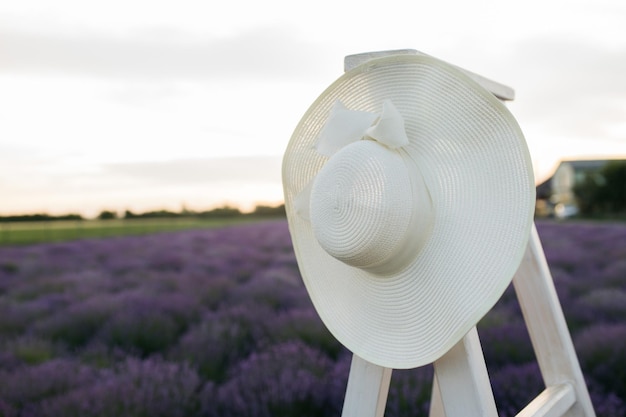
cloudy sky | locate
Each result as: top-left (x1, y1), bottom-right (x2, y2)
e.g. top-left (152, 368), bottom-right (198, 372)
top-left (1, 0), bottom-right (625, 217)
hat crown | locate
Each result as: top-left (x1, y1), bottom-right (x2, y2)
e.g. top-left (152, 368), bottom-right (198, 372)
top-left (310, 140), bottom-right (431, 275)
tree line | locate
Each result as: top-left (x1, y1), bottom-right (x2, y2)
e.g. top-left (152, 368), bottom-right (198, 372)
top-left (574, 160), bottom-right (626, 218)
top-left (0, 204), bottom-right (286, 223)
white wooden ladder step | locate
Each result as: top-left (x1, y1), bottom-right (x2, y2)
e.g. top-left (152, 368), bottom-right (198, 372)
top-left (517, 384), bottom-right (576, 417)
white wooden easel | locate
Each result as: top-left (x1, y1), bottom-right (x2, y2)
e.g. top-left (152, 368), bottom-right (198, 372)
top-left (340, 50), bottom-right (596, 417)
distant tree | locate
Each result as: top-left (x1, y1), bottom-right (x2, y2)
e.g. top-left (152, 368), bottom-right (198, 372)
top-left (0, 213), bottom-right (84, 222)
top-left (139, 210), bottom-right (179, 219)
top-left (98, 210), bottom-right (118, 220)
top-left (603, 161), bottom-right (626, 212)
top-left (574, 174), bottom-right (604, 216)
top-left (574, 160), bottom-right (626, 217)
top-left (180, 204), bottom-right (195, 216)
top-left (0, 213), bottom-right (54, 222)
top-left (56, 214), bottom-right (83, 221)
top-left (198, 206), bottom-right (241, 218)
top-left (251, 204), bottom-right (286, 217)
top-left (123, 210), bottom-right (137, 219)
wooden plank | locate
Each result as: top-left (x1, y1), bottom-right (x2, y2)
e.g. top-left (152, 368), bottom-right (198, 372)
top-left (433, 326), bottom-right (498, 417)
top-left (344, 49), bottom-right (515, 101)
top-left (516, 384), bottom-right (576, 417)
top-left (341, 354), bottom-right (393, 417)
top-left (512, 225), bottom-right (596, 417)
top-left (429, 374), bottom-right (445, 417)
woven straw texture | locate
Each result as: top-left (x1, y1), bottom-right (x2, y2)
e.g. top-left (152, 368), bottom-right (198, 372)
top-left (282, 54), bottom-right (535, 369)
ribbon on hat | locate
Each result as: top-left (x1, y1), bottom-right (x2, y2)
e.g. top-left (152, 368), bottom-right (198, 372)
top-left (315, 99), bottom-right (409, 156)
top-left (295, 99), bottom-right (409, 220)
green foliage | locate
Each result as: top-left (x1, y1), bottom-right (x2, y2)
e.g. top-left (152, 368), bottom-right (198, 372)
top-left (6, 336), bottom-right (58, 365)
top-left (1, 262), bottom-right (18, 274)
top-left (251, 204), bottom-right (286, 217)
top-left (574, 160), bottom-right (626, 217)
top-left (130, 209), bottom-right (179, 219)
top-left (123, 209), bottom-right (138, 219)
top-left (198, 206), bottom-right (241, 218)
top-left (99, 311), bottom-right (181, 356)
top-left (97, 210), bottom-right (117, 220)
top-left (34, 300), bottom-right (115, 348)
top-left (0, 203), bottom-right (286, 246)
top-left (0, 213), bottom-right (83, 222)
top-left (0, 217), bottom-right (258, 246)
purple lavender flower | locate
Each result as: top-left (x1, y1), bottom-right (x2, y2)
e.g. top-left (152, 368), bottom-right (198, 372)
top-left (170, 304), bottom-right (274, 381)
top-left (490, 362), bottom-right (543, 417)
top-left (0, 219), bottom-right (624, 415)
top-left (207, 341), bottom-right (336, 417)
top-left (2, 335), bottom-right (60, 365)
top-left (267, 308), bottom-right (342, 359)
top-left (578, 288), bottom-right (626, 324)
top-left (32, 295), bottom-right (119, 348)
top-left (479, 322), bottom-right (535, 369)
top-left (385, 365), bottom-right (434, 417)
top-left (37, 357), bottom-right (202, 417)
top-left (97, 309), bottom-right (180, 356)
top-left (588, 387), bottom-right (626, 417)
top-left (574, 323), bottom-right (626, 400)
top-left (0, 358), bottom-right (99, 409)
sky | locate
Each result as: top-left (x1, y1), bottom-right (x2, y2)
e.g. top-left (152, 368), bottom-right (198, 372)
top-left (1, 0), bottom-right (625, 217)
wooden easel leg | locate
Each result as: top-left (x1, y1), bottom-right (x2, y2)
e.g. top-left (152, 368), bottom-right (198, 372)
top-left (432, 326), bottom-right (498, 417)
top-left (429, 373), bottom-right (445, 417)
top-left (341, 354), bottom-right (392, 417)
top-left (512, 224), bottom-right (596, 417)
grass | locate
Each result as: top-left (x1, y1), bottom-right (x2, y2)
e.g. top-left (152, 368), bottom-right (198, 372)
top-left (0, 216), bottom-right (267, 246)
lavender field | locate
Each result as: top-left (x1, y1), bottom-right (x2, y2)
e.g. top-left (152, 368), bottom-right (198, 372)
top-left (0, 219), bottom-right (624, 417)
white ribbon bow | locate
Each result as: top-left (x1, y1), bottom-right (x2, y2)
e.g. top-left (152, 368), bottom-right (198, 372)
top-left (295, 99), bottom-right (409, 220)
top-left (315, 99), bottom-right (409, 157)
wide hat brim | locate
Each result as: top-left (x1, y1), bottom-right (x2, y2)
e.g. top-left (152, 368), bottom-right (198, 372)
top-left (282, 54), bottom-right (535, 369)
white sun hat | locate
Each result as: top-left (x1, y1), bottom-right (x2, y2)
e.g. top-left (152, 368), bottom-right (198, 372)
top-left (282, 53), bottom-right (535, 369)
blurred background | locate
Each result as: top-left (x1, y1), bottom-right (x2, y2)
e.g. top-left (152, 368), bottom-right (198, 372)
top-left (1, 0), bottom-right (625, 218)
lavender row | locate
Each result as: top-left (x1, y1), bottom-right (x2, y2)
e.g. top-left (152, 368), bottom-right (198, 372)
top-left (0, 220), bottom-right (624, 416)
